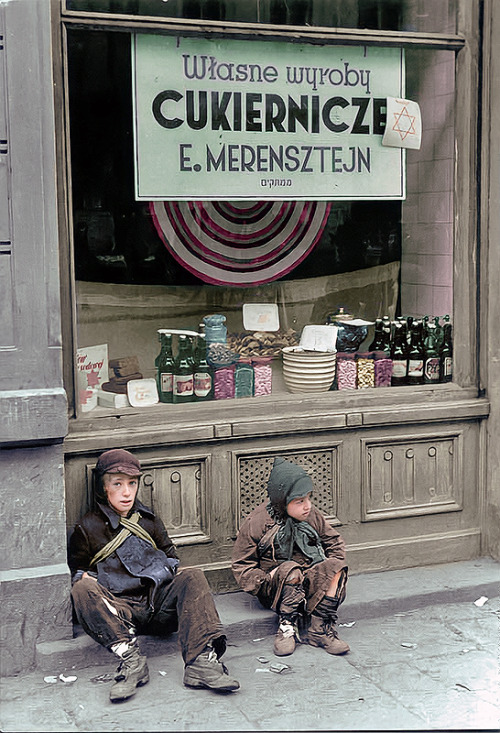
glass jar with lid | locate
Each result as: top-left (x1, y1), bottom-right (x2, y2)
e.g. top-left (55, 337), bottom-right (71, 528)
top-left (203, 314), bottom-right (227, 346)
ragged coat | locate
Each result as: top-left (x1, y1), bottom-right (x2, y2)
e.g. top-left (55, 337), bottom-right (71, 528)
top-left (68, 499), bottom-right (179, 606)
top-left (231, 501), bottom-right (347, 598)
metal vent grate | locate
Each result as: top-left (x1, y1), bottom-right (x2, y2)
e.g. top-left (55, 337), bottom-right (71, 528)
top-left (238, 450), bottom-right (336, 520)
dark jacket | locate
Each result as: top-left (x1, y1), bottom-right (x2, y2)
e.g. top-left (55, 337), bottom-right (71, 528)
top-left (231, 501), bottom-right (346, 596)
top-left (68, 500), bottom-right (179, 606)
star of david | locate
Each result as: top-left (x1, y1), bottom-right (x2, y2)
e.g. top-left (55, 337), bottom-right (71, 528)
top-left (86, 369), bottom-right (101, 388)
top-left (392, 105), bottom-right (417, 140)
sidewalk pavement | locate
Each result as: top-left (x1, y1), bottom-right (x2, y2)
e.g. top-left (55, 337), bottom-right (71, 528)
top-left (1, 558), bottom-right (499, 732)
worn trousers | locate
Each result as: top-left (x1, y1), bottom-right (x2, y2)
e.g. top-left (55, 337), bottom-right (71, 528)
top-left (257, 558), bottom-right (348, 616)
top-left (71, 568), bottom-right (224, 665)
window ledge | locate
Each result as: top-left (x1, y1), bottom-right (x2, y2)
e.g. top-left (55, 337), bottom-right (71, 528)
top-left (64, 384), bottom-right (489, 453)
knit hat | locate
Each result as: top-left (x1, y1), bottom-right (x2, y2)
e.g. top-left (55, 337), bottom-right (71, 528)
top-left (266, 457), bottom-right (313, 517)
top-left (95, 449), bottom-right (142, 477)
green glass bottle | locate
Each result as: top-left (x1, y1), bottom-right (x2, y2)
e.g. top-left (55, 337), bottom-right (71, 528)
top-left (407, 321), bottom-right (424, 385)
top-left (368, 318), bottom-right (384, 351)
top-left (381, 315), bottom-right (392, 356)
top-left (423, 322), bottom-right (441, 384)
top-left (193, 335), bottom-right (213, 401)
top-left (440, 322), bottom-right (453, 383)
top-left (390, 321), bottom-right (408, 386)
top-left (173, 334), bottom-right (194, 403)
top-left (156, 331), bottom-right (175, 403)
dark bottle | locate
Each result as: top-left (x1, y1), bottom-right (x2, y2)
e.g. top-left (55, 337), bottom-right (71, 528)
top-left (391, 321), bottom-right (408, 386)
top-left (381, 314), bottom-right (392, 355)
top-left (368, 318), bottom-right (384, 351)
top-left (156, 331), bottom-right (175, 403)
top-left (423, 322), bottom-right (441, 384)
top-left (433, 316), bottom-right (444, 352)
top-left (173, 334), bottom-right (194, 403)
top-left (154, 331), bottom-right (161, 370)
top-left (398, 316), bottom-right (408, 347)
top-left (414, 318), bottom-right (425, 351)
top-left (407, 322), bottom-right (425, 385)
top-left (440, 322), bottom-right (453, 383)
top-left (193, 335), bottom-right (213, 401)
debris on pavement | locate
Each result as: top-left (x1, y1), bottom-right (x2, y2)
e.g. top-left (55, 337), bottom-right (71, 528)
top-left (269, 662), bottom-right (290, 674)
top-left (59, 673), bottom-right (77, 684)
top-left (43, 676), bottom-right (58, 684)
top-left (90, 672), bottom-right (114, 684)
top-left (158, 670), bottom-right (167, 676)
top-left (400, 642), bottom-right (417, 648)
top-left (339, 621), bottom-right (356, 627)
top-left (257, 656), bottom-right (270, 663)
top-left (474, 596), bottom-right (488, 607)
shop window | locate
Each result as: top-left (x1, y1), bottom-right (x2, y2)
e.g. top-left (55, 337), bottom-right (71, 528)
top-left (66, 17), bottom-right (456, 414)
top-left (63, 0), bottom-right (457, 34)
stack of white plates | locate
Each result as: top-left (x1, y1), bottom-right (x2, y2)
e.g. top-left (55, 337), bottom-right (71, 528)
top-left (281, 346), bottom-right (336, 393)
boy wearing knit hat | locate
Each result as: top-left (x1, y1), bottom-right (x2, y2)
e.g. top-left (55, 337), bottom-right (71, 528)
top-left (69, 448), bottom-right (239, 702)
top-left (231, 457), bottom-right (349, 657)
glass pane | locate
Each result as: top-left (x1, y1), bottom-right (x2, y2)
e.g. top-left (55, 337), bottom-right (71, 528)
top-left (67, 29), bottom-right (455, 412)
top-left (64, 0), bottom-right (457, 34)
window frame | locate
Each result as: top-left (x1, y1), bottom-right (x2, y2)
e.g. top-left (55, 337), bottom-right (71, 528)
top-left (54, 0), bottom-right (480, 424)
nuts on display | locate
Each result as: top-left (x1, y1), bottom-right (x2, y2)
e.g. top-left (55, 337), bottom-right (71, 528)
top-left (226, 329), bottom-right (299, 358)
top-left (356, 357), bottom-right (375, 388)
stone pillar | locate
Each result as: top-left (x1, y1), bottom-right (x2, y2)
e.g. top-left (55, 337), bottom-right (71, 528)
top-left (483, 0), bottom-right (500, 561)
top-left (0, 0), bottom-right (72, 675)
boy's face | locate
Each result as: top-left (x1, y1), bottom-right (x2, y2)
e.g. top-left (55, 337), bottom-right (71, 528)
top-left (286, 492), bottom-right (312, 521)
top-left (103, 472), bottom-right (139, 516)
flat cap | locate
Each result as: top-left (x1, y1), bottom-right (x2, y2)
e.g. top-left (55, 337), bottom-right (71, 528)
top-left (95, 448), bottom-right (142, 477)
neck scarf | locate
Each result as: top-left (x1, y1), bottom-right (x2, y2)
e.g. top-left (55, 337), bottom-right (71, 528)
top-left (267, 501), bottom-right (326, 565)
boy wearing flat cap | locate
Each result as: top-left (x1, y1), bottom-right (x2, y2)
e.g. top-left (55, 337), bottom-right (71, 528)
top-left (231, 457), bottom-right (349, 657)
top-left (69, 448), bottom-right (239, 702)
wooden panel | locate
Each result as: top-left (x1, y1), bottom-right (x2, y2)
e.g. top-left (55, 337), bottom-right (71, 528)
top-left (84, 454), bottom-right (211, 546)
top-left (361, 431), bottom-right (463, 521)
top-left (235, 446), bottom-right (340, 524)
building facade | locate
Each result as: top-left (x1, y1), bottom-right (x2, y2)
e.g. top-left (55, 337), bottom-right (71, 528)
top-left (1, 0), bottom-right (499, 676)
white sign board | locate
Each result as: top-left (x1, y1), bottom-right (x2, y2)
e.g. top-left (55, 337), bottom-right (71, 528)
top-left (132, 35), bottom-right (405, 201)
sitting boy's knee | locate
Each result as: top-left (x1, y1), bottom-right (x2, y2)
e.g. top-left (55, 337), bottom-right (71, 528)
top-left (71, 574), bottom-right (98, 600)
top-left (285, 568), bottom-right (304, 585)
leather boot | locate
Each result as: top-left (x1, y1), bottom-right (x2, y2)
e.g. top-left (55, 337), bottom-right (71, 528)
top-left (307, 595), bottom-right (350, 655)
top-left (109, 641), bottom-right (149, 702)
top-left (183, 646), bottom-right (240, 691)
top-left (307, 613), bottom-right (350, 655)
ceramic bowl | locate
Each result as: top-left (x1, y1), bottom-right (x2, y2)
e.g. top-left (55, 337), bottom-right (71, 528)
top-left (281, 347), bottom-right (336, 393)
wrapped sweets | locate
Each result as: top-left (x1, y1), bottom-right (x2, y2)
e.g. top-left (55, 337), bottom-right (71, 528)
top-left (214, 365), bottom-right (235, 399)
top-left (374, 352), bottom-right (393, 387)
top-left (336, 353), bottom-right (357, 389)
top-left (253, 358), bottom-right (272, 396)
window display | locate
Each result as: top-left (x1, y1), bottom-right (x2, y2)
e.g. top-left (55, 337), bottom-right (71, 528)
top-left (67, 22), bottom-right (455, 414)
